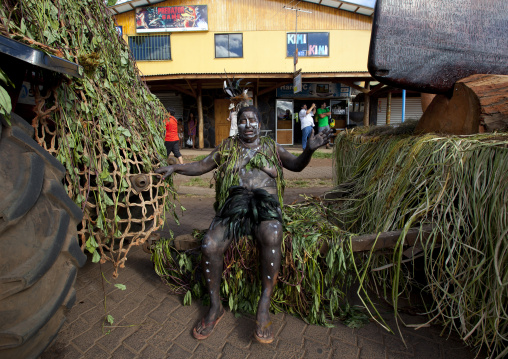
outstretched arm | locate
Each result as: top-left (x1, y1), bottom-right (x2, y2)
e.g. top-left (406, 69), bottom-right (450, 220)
top-left (277, 129), bottom-right (331, 172)
top-left (156, 149), bottom-right (219, 179)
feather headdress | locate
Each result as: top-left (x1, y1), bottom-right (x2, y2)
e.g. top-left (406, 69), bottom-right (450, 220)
top-left (222, 70), bottom-right (252, 112)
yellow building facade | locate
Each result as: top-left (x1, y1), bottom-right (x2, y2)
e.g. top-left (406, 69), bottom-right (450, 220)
top-left (112, 0), bottom-right (374, 148)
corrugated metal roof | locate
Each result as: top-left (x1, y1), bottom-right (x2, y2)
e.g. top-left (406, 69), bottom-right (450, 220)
top-left (108, 0), bottom-right (375, 16)
top-left (143, 71), bottom-right (370, 77)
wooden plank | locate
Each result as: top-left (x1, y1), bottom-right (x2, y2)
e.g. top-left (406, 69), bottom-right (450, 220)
top-left (350, 225), bottom-right (435, 252)
top-left (368, 0), bottom-right (508, 94)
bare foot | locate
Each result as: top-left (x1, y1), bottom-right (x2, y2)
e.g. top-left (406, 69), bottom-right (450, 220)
top-left (254, 311), bottom-right (274, 344)
top-left (193, 307), bottom-right (224, 340)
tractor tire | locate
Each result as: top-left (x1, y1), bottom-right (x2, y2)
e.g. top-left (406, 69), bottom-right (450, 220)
top-left (0, 113), bottom-right (87, 359)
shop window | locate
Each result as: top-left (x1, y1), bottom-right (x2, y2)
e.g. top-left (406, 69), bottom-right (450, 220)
top-left (128, 34), bottom-right (171, 61)
top-left (215, 34), bottom-right (243, 58)
top-left (286, 32), bottom-right (329, 57)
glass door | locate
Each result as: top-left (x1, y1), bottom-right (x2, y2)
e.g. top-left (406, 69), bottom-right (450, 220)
top-left (330, 99), bottom-right (349, 130)
top-left (275, 99), bottom-right (294, 145)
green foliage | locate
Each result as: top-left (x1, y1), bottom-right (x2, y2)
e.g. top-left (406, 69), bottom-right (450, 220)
top-left (0, 0), bottom-right (178, 270)
top-left (0, 68), bottom-right (13, 124)
top-left (332, 130), bottom-right (508, 357)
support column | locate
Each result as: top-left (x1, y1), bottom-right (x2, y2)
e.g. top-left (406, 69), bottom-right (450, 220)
top-left (197, 83), bottom-right (204, 149)
top-left (363, 81), bottom-right (370, 126)
top-left (386, 92), bottom-right (392, 125)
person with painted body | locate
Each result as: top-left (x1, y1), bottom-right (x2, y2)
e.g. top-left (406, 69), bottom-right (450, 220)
top-left (156, 106), bottom-right (330, 343)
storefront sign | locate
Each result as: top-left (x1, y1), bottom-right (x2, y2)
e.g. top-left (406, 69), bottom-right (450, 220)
top-left (277, 83), bottom-right (350, 98)
top-left (293, 73), bottom-right (302, 94)
top-left (286, 33), bottom-right (329, 57)
top-left (136, 5), bottom-right (208, 33)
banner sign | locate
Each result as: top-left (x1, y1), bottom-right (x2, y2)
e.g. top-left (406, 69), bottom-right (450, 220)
top-left (293, 73), bottom-right (302, 94)
top-left (136, 5), bottom-right (208, 33)
top-left (286, 33), bottom-right (329, 57)
top-left (277, 82), bottom-right (350, 98)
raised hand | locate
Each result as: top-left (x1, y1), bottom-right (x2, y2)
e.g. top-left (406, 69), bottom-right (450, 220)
top-left (155, 165), bottom-right (175, 180)
top-left (307, 129), bottom-right (332, 151)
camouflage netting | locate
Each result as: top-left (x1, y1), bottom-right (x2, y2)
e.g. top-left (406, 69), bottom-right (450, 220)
top-left (0, 0), bottom-right (177, 276)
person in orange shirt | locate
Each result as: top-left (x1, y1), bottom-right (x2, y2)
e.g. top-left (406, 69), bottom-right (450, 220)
top-left (164, 108), bottom-right (184, 164)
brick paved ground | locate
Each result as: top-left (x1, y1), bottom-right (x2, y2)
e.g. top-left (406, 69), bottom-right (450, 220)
top-left (41, 150), bottom-right (484, 358)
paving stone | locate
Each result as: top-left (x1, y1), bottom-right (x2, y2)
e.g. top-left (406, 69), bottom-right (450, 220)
top-left (57, 317), bottom-right (89, 341)
top-left (304, 324), bottom-right (331, 345)
top-left (148, 296), bottom-right (181, 323)
top-left (358, 337), bottom-right (386, 359)
top-left (303, 338), bottom-right (332, 359)
top-left (442, 345), bottom-right (480, 359)
top-left (146, 318), bottom-right (187, 350)
top-left (411, 339), bottom-right (442, 359)
top-left (329, 323), bottom-right (357, 346)
top-left (83, 344), bottom-right (110, 359)
top-left (139, 343), bottom-right (169, 358)
top-left (190, 344), bottom-right (222, 359)
top-left (40, 342), bottom-right (81, 359)
top-left (276, 336), bottom-right (306, 359)
top-left (174, 327), bottom-right (201, 352)
top-left (66, 296), bottom-right (97, 323)
top-left (330, 339), bottom-right (361, 359)
top-left (248, 340), bottom-right (278, 359)
top-left (123, 319), bottom-right (163, 353)
top-left (170, 301), bottom-right (201, 325)
top-left (79, 305), bottom-right (108, 325)
top-left (167, 343), bottom-right (193, 358)
top-left (70, 320), bottom-right (104, 353)
top-left (356, 323), bottom-right (384, 344)
top-left (383, 334), bottom-right (414, 357)
top-left (110, 344), bottom-right (137, 359)
top-left (226, 322), bottom-right (255, 349)
top-left (221, 343), bottom-right (252, 359)
top-left (277, 315), bottom-right (307, 341)
top-left (95, 320), bottom-right (138, 353)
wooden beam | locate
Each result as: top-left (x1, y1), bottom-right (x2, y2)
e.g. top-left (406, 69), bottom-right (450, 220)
top-left (341, 80), bottom-right (369, 94)
top-left (185, 79), bottom-right (196, 98)
top-left (165, 84), bottom-right (195, 98)
top-left (386, 92), bottom-right (392, 125)
top-left (143, 72), bottom-right (372, 82)
top-left (350, 225), bottom-right (436, 252)
top-left (258, 82), bottom-right (291, 96)
top-left (197, 83), bottom-right (204, 149)
top-left (363, 81), bottom-right (370, 126)
top-left (367, 82), bottom-right (386, 96)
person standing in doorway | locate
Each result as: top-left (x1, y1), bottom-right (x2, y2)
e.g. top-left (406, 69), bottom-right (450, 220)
top-left (188, 112), bottom-right (197, 149)
top-left (316, 102), bottom-right (332, 149)
top-left (164, 108), bottom-right (184, 164)
top-left (227, 103), bottom-right (238, 137)
top-left (298, 103), bottom-right (316, 150)
top-left (178, 118), bottom-right (185, 148)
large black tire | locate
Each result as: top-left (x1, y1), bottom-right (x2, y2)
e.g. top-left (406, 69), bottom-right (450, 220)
top-left (0, 113), bottom-right (87, 359)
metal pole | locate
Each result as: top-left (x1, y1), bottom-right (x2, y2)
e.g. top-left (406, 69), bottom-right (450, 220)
top-left (401, 89), bottom-right (406, 122)
top-left (386, 92), bottom-right (391, 125)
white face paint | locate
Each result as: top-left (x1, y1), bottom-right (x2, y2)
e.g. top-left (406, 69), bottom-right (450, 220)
top-left (238, 110), bottom-right (260, 141)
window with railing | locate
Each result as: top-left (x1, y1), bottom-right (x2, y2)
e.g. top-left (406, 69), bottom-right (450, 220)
top-left (128, 34), bottom-right (171, 61)
top-left (215, 33), bottom-right (243, 58)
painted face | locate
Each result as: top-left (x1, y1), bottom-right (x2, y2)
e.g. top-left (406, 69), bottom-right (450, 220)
top-left (238, 110), bottom-right (260, 141)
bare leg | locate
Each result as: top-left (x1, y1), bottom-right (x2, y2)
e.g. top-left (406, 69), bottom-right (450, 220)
top-left (254, 220), bottom-right (283, 343)
top-left (193, 222), bottom-right (232, 339)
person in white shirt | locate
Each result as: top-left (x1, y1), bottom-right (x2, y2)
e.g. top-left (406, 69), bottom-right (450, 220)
top-left (227, 103), bottom-right (238, 136)
top-left (298, 103), bottom-right (316, 149)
